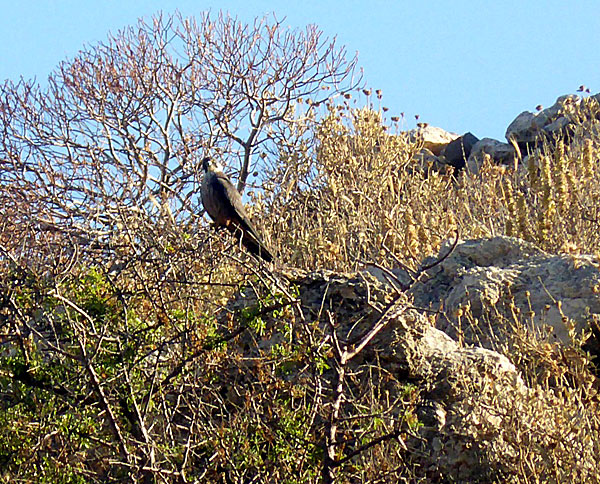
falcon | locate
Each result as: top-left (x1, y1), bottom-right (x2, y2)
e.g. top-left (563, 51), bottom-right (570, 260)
top-left (200, 157), bottom-right (274, 263)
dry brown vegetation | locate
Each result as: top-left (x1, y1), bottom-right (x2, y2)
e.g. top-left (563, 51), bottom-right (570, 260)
top-left (263, 96), bottom-right (600, 271)
top-left (1, 10), bottom-right (600, 484)
top-left (259, 97), bottom-right (600, 482)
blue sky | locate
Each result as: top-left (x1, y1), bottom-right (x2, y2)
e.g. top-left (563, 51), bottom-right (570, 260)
top-left (2, 1), bottom-right (599, 140)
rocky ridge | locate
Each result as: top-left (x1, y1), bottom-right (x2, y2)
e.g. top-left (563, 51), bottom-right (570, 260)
top-left (409, 91), bottom-right (600, 174)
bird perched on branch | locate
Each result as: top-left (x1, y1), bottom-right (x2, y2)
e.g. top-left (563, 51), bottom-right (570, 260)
top-left (201, 157), bottom-right (274, 263)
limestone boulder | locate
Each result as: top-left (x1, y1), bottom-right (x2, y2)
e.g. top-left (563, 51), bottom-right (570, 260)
top-left (232, 261), bottom-right (596, 482)
top-left (467, 137), bottom-right (517, 173)
top-left (505, 94), bottom-right (582, 150)
top-left (409, 125), bottom-right (460, 155)
top-left (411, 236), bottom-right (600, 350)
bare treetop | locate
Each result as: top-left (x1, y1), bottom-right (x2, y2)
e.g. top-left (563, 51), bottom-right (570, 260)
top-left (0, 11), bottom-right (360, 241)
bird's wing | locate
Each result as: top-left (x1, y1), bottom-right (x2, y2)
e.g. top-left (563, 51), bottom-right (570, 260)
top-left (202, 170), bottom-right (274, 262)
top-left (210, 173), bottom-right (262, 240)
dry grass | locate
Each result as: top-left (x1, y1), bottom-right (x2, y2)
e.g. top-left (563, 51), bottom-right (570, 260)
top-left (259, 97), bottom-right (600, 274)
top-left (502, 98), bottom-right (600, 254)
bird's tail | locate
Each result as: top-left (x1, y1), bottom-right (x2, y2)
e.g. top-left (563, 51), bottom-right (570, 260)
top-left (241, 232), bottom-right (274, 263)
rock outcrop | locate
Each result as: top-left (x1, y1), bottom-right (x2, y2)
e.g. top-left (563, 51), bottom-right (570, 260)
top-left (505, 94), bottom-right (581, 151)
top-left (407, 91), bottom-right (600, 173)
top-left (278, 257), bottom-right (598, 481)
top-left (286, 269), bottom-right (528, 482)
top-left (226, 235), bottom-right (600, 482)
top-left (411, 236), bottom-right (600, 352)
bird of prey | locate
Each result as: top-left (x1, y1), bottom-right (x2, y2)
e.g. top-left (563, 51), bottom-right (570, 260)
top-left (201, 157), bottom-right (274, 262)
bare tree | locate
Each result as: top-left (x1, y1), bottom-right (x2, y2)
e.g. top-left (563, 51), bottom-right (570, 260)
top-left (0, 11), bottom-right (359, 243)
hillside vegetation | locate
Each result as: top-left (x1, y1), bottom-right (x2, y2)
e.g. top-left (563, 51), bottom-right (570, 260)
top-left (1, 12), bottom-right (600, 484)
